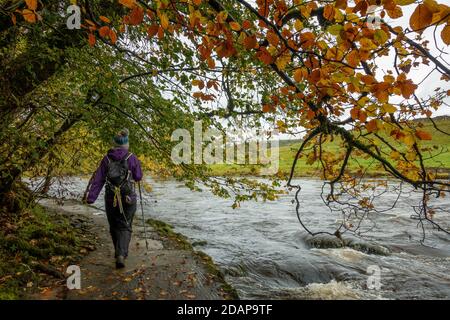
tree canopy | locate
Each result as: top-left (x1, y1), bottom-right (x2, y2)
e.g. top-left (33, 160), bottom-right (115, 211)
top-left (1, 0), bottom-right (449, 238)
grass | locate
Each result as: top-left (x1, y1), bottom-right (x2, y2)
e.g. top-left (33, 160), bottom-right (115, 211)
top-left (209, 117), bottom-right (450, 178)
top-left (0, 203), bottom-right (91, 299)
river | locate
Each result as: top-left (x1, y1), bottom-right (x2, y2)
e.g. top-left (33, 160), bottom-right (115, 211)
top-left (40, 177), bottom-right (450, 299)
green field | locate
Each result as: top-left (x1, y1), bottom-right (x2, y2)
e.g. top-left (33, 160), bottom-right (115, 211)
top-left (209, 117), bottom-right (450, 178)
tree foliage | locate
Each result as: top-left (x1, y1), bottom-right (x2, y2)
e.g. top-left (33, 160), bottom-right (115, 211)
top-left (1, 0), bottom-right (449, 239)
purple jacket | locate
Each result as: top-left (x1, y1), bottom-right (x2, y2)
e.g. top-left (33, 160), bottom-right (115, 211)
top-left (84, 147), bottom-right (143, 204)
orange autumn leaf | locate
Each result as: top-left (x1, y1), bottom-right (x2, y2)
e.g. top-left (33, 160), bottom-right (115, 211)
top-left (147, 25), bottom-right (159, 38)
top-left (88, 33), bottom-right (96, 47)
top-left (323, 4), bottom-right (335, 21)
top-left (350, 107), bottom-right (359, 120)
top-left (109, 29), bottom-right (118, 44)
top-left (243, 35), bottom-right (257, 49)
top-left (359, 110), bottom-right (367, 123)
top-left (266, 30), bottom-right (279, 46)
top-left (308, 69), bottom-right (321, 83)
top-left (410, 4), bottom-right (433, 31)
top-left (99, 16), bottom-right (111, 24)
top-left (360, 75), bottom-right (375, 85)
top-left (22, 9), bottom-right (36, 23)
top-left (350, 108), bottom-right (367, 122)
top-left (119, 0), bottom-right (137, 9)
top-left (415, 130), bottom-right (432, 140)
top-left (397, 78), bottom-right (417, 99)
top-left (306, 109), bottom-right (316, 120)
top-left (129, 7), bottom-right (144, 25)
top-left (229, 21), bottom-right (241, 31)
top-left (441, 24), bottom-right (450, 45)
top-left (99, 26), bottom-right (110, 38)
top-left (193, 0), bottom-right (202, 6)
top-left (346, 50), bottom-right (360, 68)
top-left (207, 57), bottom-right (215, 69)
top-left (25, 0), bottom-right (38, 11)
top-left (256, 48), bottom-right (273, 65)
top-left (366, 119), bottom-right (378, 133)
top-left (293, 68), bottom-right (304, 82)
top-left (335, 0), bottom-right (347, 10)
top-left (262, 104), bottom-right (272, 113)
top-left (242, 20), bottom-right (252, 30)
top-left (300, 32), bottom-right (315, 49)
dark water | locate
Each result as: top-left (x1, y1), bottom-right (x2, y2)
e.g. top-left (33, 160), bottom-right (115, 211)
top-left (41, 177), bottom-right (450, 299)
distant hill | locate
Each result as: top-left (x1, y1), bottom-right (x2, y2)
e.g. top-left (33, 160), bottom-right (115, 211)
top-left (209, 117), bottom-right (450, 177)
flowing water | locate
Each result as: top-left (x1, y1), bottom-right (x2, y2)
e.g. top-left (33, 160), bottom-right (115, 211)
top-left (40, 177), bottom-right (450, 300)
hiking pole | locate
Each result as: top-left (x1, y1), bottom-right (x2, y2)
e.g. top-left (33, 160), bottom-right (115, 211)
top-left (138, 181), bottom-right (149, 251)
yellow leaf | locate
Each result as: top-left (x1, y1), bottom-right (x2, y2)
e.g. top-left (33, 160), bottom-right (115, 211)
top-left (294, 19), bottom-right (303, 32)
top-left (276, 120), bottom-right (287, 133)
top-left (25, 0), bottom-right (38, 11)
top-left (275, 52), bottom-right (291, 70)
top-left (441, 24), bottom-right (450, 45)
top-left (357, 96), bottom-right (369, 107)
top-left (423, 0), bottom-right (440, 13)
top-left (374, 29), bottom-right (389, 45)
top-left (403, 134), bottom-right (415, 146)
top-left (395, 0), bottom-right (415, 6)
top-left (390, 150), bottom-right (401, 160)
top-left (160, 13), bottom-right (169, 29)
top-left (381, 104), bottom-right (397, 113)
top-left (410, 4), bottom-right (433, 31)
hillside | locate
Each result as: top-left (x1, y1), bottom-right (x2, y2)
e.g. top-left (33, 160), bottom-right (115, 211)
top-left (209, 117), bottom-right (450, 178)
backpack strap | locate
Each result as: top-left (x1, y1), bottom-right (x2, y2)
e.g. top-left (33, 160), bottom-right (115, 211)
top-left (125, 152), bottom-right (133, 161)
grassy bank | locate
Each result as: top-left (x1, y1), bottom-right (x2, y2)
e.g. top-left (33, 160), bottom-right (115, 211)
top-left (0, 204), bottom-right (95, 299)
top-left (209, 117), bottom-right (450, 178)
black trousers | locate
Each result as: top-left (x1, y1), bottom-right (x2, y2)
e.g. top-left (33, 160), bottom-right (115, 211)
top-left (105, 195), bottom-right (136, 258)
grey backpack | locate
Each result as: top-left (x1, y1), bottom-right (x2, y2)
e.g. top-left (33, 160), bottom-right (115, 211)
top-left (105, 153), bottom-right (134, 196)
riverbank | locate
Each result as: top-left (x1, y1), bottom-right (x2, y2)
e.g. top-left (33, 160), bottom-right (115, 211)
top-left (0, 198), bottom-right (237, 300)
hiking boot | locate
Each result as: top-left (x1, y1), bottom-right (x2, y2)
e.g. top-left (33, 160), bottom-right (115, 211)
top-left (115, 255), bottom-right (125, 269)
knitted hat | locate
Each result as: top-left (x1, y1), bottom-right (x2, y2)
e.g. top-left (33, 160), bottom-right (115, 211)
top-left (113, 128), bottom-right (129, 147)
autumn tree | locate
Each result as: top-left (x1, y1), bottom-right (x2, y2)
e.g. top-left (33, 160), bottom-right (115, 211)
top-left (1, 0), bottom-right (449, 239)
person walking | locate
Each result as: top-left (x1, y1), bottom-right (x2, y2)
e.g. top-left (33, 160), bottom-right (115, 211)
top-left (83, 128), bottom-right (143, 269)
